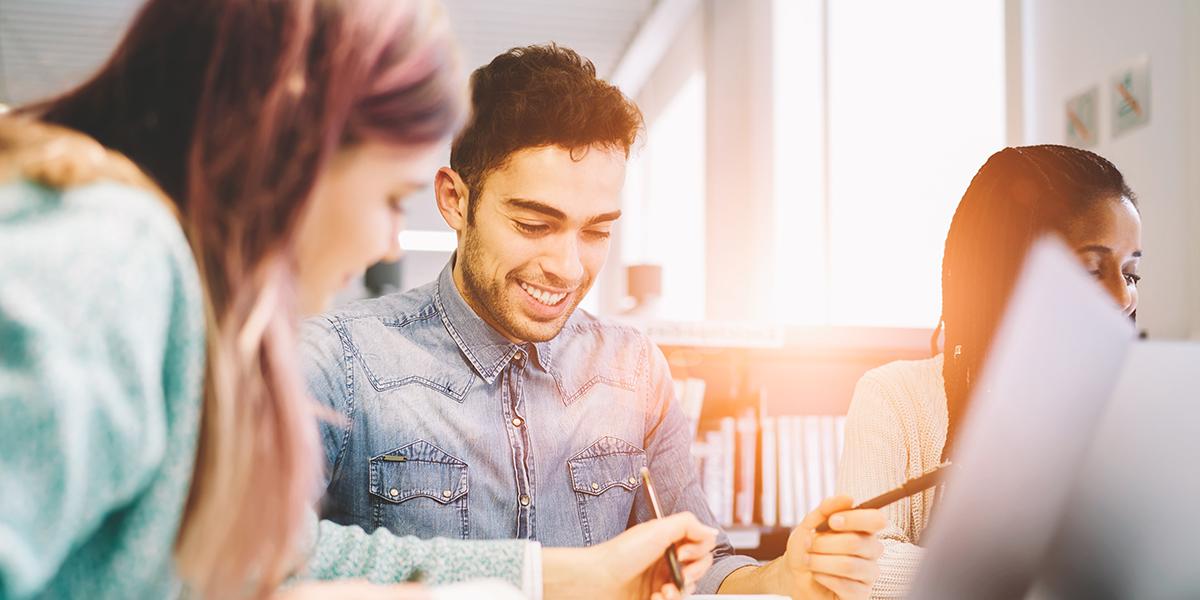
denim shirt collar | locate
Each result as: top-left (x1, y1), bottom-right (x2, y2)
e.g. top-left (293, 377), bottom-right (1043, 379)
top-left (434, 257), bottom-right (556, 384)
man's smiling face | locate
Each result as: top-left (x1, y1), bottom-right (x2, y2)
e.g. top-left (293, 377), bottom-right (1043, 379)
top-left (454, 144), bottom-right (626, 343)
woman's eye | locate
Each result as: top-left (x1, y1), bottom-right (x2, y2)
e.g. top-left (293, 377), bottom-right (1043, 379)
top-left (387, 195), bottom-right (406, 214)
top-left (1124, 273), bottom-right (1142, 285)
top-left (584, 229), bottom-right (611, 240)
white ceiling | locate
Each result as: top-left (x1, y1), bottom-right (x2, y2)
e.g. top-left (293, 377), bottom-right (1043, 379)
top-left (442, 0), bottom-right (653, 75)
top-left (0, 0), bottom-right (141, 105)
top-left (0, 0), bottom-right (655, 106)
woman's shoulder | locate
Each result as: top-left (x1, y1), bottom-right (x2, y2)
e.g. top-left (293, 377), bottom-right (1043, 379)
top-left (9, 179), bottom-right (188, 255)
top-left (853, 354), bottom-right (946, 418)
top-left (0, 116), bottom-right (163, 192)
top-left (1, 118), bottom-right (197, 299)
top-left (860, 354), bottom-right (944, 385)
top-left (0, 118), bottom-right (203, 351)
top-left (1, 183), bottom-right (201, 340)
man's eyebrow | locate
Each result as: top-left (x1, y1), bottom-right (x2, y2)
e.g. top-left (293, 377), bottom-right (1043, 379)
top-left (585, 210), bottom-right (622, 226)
top-left (504, 197), bottom-right (566, 220)
top-left (504, 198), bottom-right (622, 226)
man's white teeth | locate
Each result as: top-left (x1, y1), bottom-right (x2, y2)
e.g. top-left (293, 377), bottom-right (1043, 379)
top-left (520, 282), bottom-right (567, 306)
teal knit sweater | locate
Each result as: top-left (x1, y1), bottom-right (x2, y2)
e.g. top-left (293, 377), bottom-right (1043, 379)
top-left (0, 179), bottom-right (206, 599)
top-left (0, 179), bottom-right (527, 599)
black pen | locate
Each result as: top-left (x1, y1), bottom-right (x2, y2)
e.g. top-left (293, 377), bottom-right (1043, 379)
top-left (639, 467), bottom-right (686, 591)
top-left (815, 462), bottom-right (954, 533)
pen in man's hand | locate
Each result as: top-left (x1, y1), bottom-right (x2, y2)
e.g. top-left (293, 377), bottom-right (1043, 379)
top-left (639, 467), bottom-right (686, 591)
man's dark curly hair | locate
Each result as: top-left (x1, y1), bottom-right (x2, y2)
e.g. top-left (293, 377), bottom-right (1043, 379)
top-left (450, 43), bottom-right (644, 221)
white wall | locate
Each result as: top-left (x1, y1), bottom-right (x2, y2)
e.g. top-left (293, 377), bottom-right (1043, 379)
top-left (703, 0), bottom-right (777, 321)
top-left (611, 0), bottom-right (778, 322)
top-left (603, 5), bottom-right (708, 317)
top-left (1020, 0), bottom-right (1200, 339)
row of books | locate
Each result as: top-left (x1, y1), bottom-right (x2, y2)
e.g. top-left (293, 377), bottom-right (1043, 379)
top-left (692, 413), bottom-right (847, 528)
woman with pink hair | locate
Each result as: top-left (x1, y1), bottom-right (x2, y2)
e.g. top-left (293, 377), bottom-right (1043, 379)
top-left (0, 1), bottom-right (714, 598)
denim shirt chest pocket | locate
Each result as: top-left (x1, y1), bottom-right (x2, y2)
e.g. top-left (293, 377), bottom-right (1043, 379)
top-left (369, 440), bottom-right (469, 539)
top-left (567, 436), bottom-right (647, 545)
top-left (342, 314), bottom-right (475, 402)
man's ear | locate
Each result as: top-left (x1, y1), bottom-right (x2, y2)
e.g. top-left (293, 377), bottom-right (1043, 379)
top-left (434, 167), bottom-right (471, 232)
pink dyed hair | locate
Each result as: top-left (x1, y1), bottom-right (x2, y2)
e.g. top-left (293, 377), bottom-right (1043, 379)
top-left (32, 0), bottom-right (464, 596)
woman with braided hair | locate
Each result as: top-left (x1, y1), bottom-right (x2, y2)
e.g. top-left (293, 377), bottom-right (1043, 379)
top-left (834, 145), bottom-right (1142, 598)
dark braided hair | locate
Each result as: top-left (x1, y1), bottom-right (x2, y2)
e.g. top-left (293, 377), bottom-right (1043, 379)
top-left (934, 145), bottom-right (1136, 462)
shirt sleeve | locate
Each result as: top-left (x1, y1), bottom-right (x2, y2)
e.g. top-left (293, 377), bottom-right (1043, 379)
top-left (297, 514), bottom-right (530, 589)
top-left (298, 317), bottom-right (356, 492)
top-left (633, 338), bottom-right (759, 594)
top-left (836, 373), bottom-right (924, 598)
top-left (0, 183), bottom-right (195, 598)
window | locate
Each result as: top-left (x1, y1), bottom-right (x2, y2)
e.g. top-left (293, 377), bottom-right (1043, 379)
top-left (622, 70), bottom-right (707, 320)
top-left (773, 0), bottom-right (1006, 327)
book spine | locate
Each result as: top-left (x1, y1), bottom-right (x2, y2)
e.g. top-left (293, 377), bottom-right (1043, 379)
top-left (803, 416), bottom-right (824, 514)
top-left (719, 417), bottom-right (736, 527)
top-left (777, 416), bottom-right (796, 527)
top-left (821, 415), bottom-right (838, 501)
top-left (760, 416), bottom-right (778, 527)
top-left (734, 412), bottom-right (758, 525)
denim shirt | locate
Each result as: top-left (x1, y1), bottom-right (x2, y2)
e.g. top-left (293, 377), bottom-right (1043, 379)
top-left (301, 260), bottom-right (757, 593)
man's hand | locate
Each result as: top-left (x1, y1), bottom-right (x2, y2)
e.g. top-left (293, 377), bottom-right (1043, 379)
top-left (720, 495), bottom-right (886, 599)
top-left (543, 511), bottom-right (718, 600)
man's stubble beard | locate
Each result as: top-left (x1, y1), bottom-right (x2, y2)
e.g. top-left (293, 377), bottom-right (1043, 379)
top-left (459, 228), bottom-right (589, 343)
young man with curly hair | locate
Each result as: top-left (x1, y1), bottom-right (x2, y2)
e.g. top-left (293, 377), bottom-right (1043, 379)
top-left (303, 44), bottom-right (885, 598)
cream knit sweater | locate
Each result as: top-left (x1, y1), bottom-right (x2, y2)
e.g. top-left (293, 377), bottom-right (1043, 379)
top-left (835, 354), bottom-right (948, 599)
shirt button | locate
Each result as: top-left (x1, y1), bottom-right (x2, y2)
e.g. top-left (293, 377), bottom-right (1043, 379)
top-left (591, 482), bottom-right (600, 491)
top-left (513, 350), bottom-right (525, 364)
top-left (512, 417), bottom-right (524, 427)
top-left (627, 476), bottom-right (637, 486)
top-left (389, 488), bottom-right (399, 498)
top-left (442, 490), bottom-right (453, 499)
top-left (519, 495), bottom-right (530, 506)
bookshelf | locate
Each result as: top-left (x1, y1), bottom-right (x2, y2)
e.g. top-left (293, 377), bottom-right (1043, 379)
top-left (691, 413), bottom-right (846, 553)
top-left (655, 323), bottom-right (932, 558)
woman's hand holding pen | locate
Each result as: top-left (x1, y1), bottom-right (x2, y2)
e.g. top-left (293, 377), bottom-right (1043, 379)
top-left (542, 511), bottom-right (717, 600)
top-left (720, 495), bottom-right (886, 599)
top-left (780, 496), bottom-right (886, 599)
